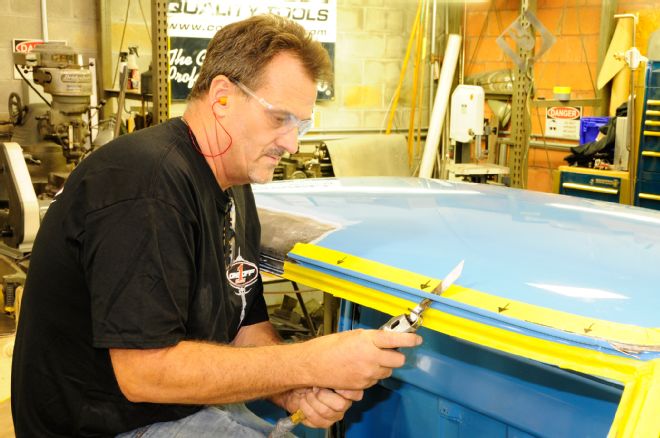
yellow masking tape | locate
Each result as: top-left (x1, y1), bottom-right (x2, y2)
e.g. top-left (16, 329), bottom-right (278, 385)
top-left (609, 359), bottom-right (660, 438)
top-left (289, 243), bottom-right (660, 348)
top-left (282, 259), bottom-right (658, 438)
top-left (290, 243), bottom-right (443, 292)
top-left (283, 260), bottom-right (640, 383)
top-left (284, 243), bottom-right (659, 438)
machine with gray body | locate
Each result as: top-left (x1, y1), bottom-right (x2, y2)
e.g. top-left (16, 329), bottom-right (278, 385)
top-left (12, 42), bottom-right (92, 161)
top-left (2, 42), bottom-right (94, 254)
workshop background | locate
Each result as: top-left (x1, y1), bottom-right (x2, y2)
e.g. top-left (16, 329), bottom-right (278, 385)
top-left (0, 0), bottom-right (658, 193)
top-left (0, 0), bottom-right (659, 436)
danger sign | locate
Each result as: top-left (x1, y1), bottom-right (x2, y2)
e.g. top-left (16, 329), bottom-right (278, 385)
top-left (14, 39), bottom-right (46, 53)
top-left (545, 106), bottom-right (582, 140)
top-left (547, 106), bottom-right (580, 119)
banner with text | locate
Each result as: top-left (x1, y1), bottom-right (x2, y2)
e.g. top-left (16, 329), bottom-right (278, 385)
top-left (167, 0), bottom-right (336, 100)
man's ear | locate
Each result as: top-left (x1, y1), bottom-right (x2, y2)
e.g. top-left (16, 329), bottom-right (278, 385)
top-left (208, 75), bottom-right (232, 111)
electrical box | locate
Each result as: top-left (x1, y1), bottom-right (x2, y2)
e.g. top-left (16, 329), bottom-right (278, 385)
top-left (450, 85), bottom-right (484, 143)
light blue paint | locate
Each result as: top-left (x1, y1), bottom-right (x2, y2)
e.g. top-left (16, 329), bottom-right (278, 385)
top-left (254, 177), bottom-right (660, 331)
top-left (341, 304), bottom-right (622, 438)
top-left (289, 255), bottom-right (659, 361)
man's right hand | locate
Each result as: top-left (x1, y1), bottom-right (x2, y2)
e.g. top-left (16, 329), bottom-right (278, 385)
top-left (300, 329), bottom-right (422, 390)
top-left (109, 328), bottom-right (421, 406)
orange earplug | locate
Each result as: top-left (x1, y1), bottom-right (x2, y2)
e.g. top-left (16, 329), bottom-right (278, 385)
top-left (218, 96), bottom-right (228, 105)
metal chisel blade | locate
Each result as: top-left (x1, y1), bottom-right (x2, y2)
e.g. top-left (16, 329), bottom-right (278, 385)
top-left (432, 260), bottom-right (464, 296)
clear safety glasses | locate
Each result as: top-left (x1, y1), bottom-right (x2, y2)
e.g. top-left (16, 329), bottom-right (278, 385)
top-left (233, 80), bottom-right (313, 137)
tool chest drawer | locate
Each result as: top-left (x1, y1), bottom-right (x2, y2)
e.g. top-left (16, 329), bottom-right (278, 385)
top-left (638, 92), bottom-right (660, 175)
top-left (635, 61), bottom-right (660, 210)
top-left (635, 178), bottom-right (660, 210)
top-left (638, 149), bottom-right (660, 174)
top-left (557, 167), bottom-right (627, 204)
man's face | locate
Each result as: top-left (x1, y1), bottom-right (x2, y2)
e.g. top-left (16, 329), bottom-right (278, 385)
top-left (220, 52), bottom-right (317, 185)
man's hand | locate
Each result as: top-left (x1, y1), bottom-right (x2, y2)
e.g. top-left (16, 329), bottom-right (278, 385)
top-left (109, 326), bottom-right (420, 406)
top-left (277, 387), bottom-right (363, 429)
top-left (301, 329), bottom-right (422, 390)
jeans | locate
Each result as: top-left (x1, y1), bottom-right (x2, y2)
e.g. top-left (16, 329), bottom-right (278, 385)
top-left (116, 404), bottom-right (296, 437)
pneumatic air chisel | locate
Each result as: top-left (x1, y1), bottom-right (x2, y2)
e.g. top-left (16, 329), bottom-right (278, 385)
top-left (269, 260), bottom-right (464, 438)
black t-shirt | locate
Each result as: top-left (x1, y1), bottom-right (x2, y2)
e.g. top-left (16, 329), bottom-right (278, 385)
top-left (11, 118), bottom-right (268, 437)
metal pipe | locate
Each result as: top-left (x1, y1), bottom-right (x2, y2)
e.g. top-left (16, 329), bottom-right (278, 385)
top-left (439, 1), bottom-right (450, 179)
top-left (444, 1), bottom-right (449, 39)
top-left (114, 66), bottom-right (129, 139)
top-left (292, 282), bottom-right (315, 335)
top-left (306, 126), bottom-right (428, 135)
top-left (300, 129), bottom-right (429, 150)
top-left (438, 2), bottom-right (449, 179)
top-left (429, 0), bottom-right (437, 126)
top-left (419, 34), bottom-right (461, 178)
top-left (41, 0), bottom-right (49, 41)
top-left (304, 127), bottom-right (428, 136)
top-left (460, 0), bottom-right (466, 85)
top-left (498, 137), bottom-right (575, 151)
top-left (613, 13), bottom-right (638, 203)
top-left (407, 2), bottom-right (426, 165)
top-left (385, 1), bottom-right (423, 134)
top-left (500, 130), bottom-right (579, 139)
top-left (416, 0), bottom-right (432, 164)
top-left (323, 293), bottom-right (335, 336)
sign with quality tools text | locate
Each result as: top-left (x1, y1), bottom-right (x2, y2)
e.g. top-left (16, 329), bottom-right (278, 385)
top-left (544, 106), bottom-right (582, 141)
top-left (167, 0), bottom-right (336, 101)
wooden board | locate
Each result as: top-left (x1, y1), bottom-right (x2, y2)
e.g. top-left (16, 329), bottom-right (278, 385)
top-left (597, 19), bottom-right (632, 90)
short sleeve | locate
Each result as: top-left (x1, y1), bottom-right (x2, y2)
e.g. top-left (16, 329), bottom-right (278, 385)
top-left (82, 198), bottom-right (196, 349)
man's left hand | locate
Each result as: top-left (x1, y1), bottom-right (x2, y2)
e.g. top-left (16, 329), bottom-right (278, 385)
top-left (281, 387), bottom-right (363, 428)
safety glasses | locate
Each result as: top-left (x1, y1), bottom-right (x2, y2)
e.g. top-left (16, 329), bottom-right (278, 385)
top-left (233, 80), bottom-right (313, 137)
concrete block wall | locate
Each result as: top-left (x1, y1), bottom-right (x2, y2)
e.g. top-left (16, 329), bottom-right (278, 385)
top-left (0, 0), bottom-right (99, 120)
top-left (107, 0), bottom-right (152, 92)
top-left (316, 0), bottom-right (429, 132)
top-left (168, 0), bottom-right (429, 133)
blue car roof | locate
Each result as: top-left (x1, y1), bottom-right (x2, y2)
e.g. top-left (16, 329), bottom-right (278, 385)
top-left (253, 177), bottom-right (660, 355)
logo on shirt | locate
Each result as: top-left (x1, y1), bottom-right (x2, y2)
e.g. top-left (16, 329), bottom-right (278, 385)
top-left (226, 254), bottom-right (259, 289)
top-left (226, 249), bottom-right (259, 328)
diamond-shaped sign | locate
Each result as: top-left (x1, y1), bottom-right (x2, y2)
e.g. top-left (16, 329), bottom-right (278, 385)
top-left (496, 11), bottom-right (556, 70)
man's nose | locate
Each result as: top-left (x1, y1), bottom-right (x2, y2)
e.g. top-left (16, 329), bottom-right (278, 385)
top-left (276, 128), bottom-right (299, 154)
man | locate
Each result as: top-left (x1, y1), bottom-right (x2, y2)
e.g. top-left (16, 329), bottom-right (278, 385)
top-left (12, 15), bottom-right (421, 437)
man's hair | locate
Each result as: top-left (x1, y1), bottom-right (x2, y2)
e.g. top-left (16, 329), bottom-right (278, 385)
top-left (189, 14), bottom-right (333, 99)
